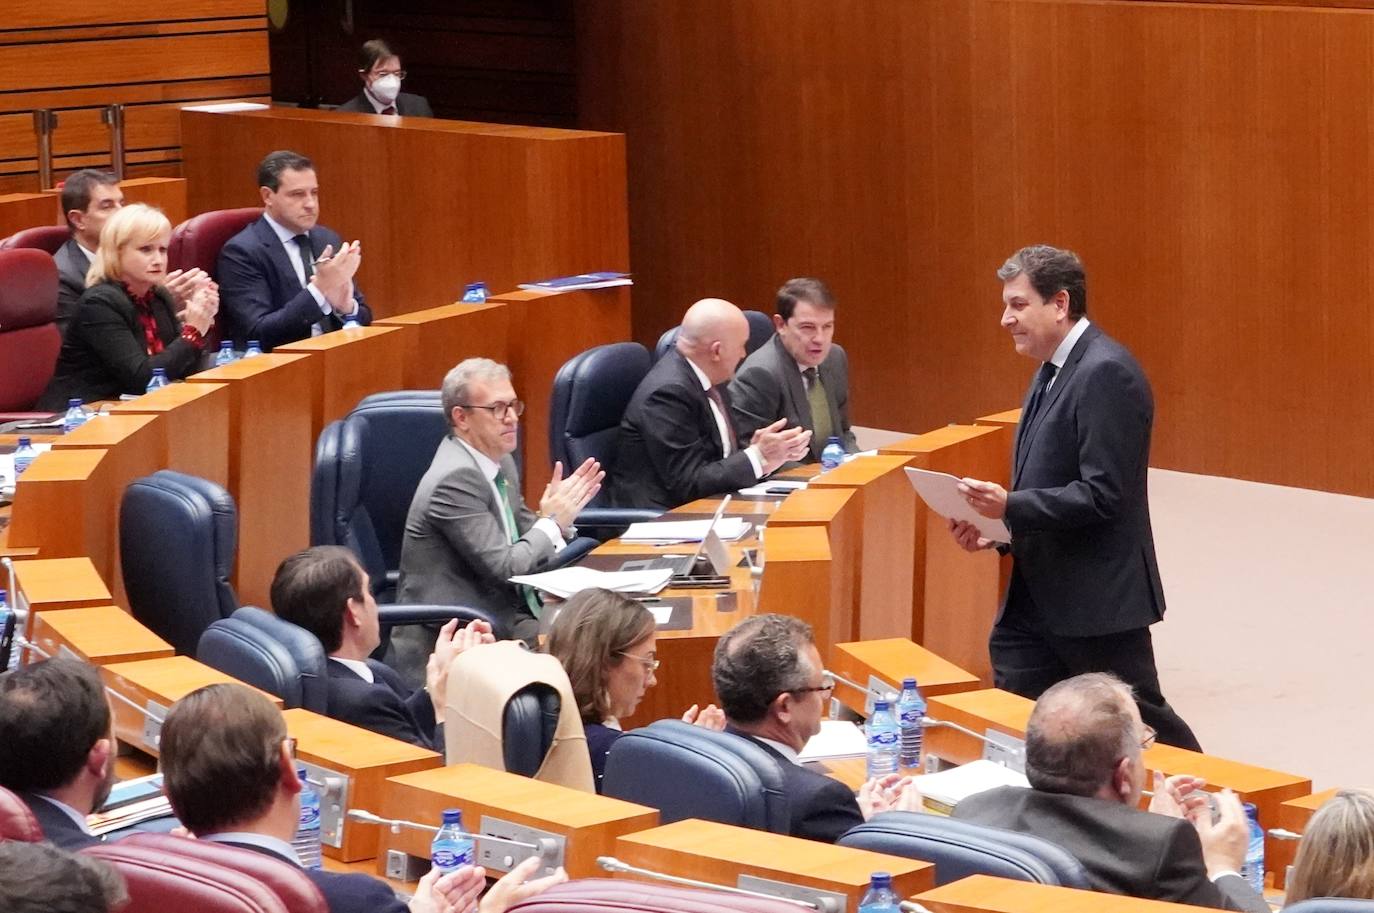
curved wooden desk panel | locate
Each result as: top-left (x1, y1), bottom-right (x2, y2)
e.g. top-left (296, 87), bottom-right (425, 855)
top-left (7, 448), bottom-right (113, 582)
top-left (277, 325), bottom-right (407, 444)
top-left (0, 192), bottom-right (57, 235)
top-left (29, 604), bottom-right (174, 666)
top-left (767, 487), bottom-right (861, 644)
top-left (830, 637), bottom-right (982, 717)
top-left (376, 301), bottom-right (511, 390)
top-left (918, 874), bottom-right (1195, 913)
top-left (110, 381), bottom-right (231, 488)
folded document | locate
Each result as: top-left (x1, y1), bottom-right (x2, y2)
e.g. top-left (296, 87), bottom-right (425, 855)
top-left (621, 517), bottom-right (751, 543)
top-left (509, 565), bottom-right (673, 600)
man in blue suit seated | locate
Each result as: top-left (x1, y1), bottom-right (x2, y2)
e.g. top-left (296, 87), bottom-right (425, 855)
top-left (271, 545), bottom-right (494, 751)
top-left (711, 614), bottom-right (921, 843)
top-left (0, 658), bottom-right (115, 850)
top-left (217, 149), bottom-right (371, 350)
top-left (159, 683), bottom-right (566, 913)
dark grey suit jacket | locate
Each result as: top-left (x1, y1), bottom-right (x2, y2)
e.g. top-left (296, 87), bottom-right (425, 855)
top-left (336, 91), bottom-right (434, 117)
top-left (396, 436), bottom-right (555, 643)
top-left (954, 786), bottom-right (1268, 912)
top-left (611, 349), bottom-right (758, 510)
top-left (325, 659), bottom-right (440, 751)
top-left (728, 335), bottom-right (857, 461)
top-left (1002, 322), bottom-right (1165, 637)
top-left (19, 792), bottom-right (100, 850)
top-left (53, 238), bottom-right (90, 339)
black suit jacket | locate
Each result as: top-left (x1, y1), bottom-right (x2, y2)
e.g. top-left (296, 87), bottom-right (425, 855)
top-left (20, 792), bottom-right (100, 850)
top-left (728, 335), bottom-right (857, 461)
top-left (220, 839), bottom-right (407, 913)
top-left (336, 91), bottom-right (434, 117)
top-left (326, 659), bottom-right (440, 751)
top-left (954, 786), bottom-right (1268, 912)
top-left (729, 729), bottom-right (863, 844)
top-left (53, 238), bottom-right (90, 339)
top-left (217, 216), bottom-right (371, 351)
top-left (1002, 323), bottom-right (1165, 637)
top-left (37, 281), bottom-right (201, 410)
top-left (611, 349), bottom-right (758, 510)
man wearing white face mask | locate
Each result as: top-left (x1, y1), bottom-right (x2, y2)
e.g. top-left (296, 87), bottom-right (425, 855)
top-left (337, 39), bottom-right (434, 117)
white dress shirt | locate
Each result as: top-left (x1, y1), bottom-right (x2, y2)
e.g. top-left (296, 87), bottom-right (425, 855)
top-left (331, 656), bottom-right (374, 683)
top-left (203, 831), bottom-right (303, 866)
top-left (753, 734), bottom-right (802, 766)
top-left (1045, 317), bottom-right (1091, 391)
top-left (454, 437), bottom-right (565, 552)
top-left (684, 357), bottom-right (764, 477)
top-left (76, 242), bottom-right (97, 263)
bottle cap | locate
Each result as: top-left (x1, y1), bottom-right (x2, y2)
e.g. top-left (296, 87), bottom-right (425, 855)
top-left (1243, 802), bottom-right (1259, 820)
top-left (220, 340), bottom-right (233, 348)
top-left (249, 340), bottom-right (261, 347)
top-left (68, 398), bottom-right (82, 407)
top-left (296, 767), bottom-right (309, 783)
top-left (873, 699), bottom-right (890, 711)
top-left (441, 808), bottom-right (462, 826)
top-left (869, 872), bottom-right (892, 889)
top-left (17, 437), bottom-right (29, 447)
top-left (827, 436), bottom-right (841, 444)
top-left (902, 677), bottom-right (917, 689)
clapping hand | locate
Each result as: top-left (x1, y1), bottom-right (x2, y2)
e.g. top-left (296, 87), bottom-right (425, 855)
top-left (538, 458), bottom-right (604, 531)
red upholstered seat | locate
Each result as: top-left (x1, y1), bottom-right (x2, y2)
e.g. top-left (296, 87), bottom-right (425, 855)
top-left (506, 878), bottom-right (808, 913)
top-left (114, 833), bottom-right (326, 913)
top-left (0, 786), bottom-right (43, 843)
top-left (168, 207), bottom-right (261, 350)
top-left (0, 249), bottom-right (61, 411)
top-left (0, 225), bottom-right (68, 254)
top-left (84, 840), bottom-right (292, 913)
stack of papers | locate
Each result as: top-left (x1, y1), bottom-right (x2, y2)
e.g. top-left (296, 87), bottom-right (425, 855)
top-left (621, 517), bottom-right (751, 544)
top-left (518, 272), bottom-right (632, 292)
top-left (905, 467), bottom-right (1011, 543)
top-left (509, 566), bottom-right (673, 599)
top-left (797, 720), bottom-right (869, 762)
top-left (911, 759), bottom-right (1029, 814)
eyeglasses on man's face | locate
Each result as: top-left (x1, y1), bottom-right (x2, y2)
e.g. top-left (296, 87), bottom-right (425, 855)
top-left (461, 399), bottom-right (525, 419)
top-left (788, 672), bottom-right (835, 697)
top-left (1139, 724), bottom-right (1157, 751)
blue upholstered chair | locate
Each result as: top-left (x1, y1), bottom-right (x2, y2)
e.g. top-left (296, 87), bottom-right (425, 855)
top-left (197, 606), bottom-right (330, 712)
top-left (837, 811), bottom-right (1091, 888)
top-left (652, 310), bottom-right (774, 363)
top-left (601, 720), bottom-right (790, 832)
top-left (503, 683), bottom-right (561, 777)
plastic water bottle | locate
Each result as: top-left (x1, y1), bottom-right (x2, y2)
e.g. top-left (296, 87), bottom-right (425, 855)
top-left (342, 313), bottom-right (360, 330)
top-left (866, 699), bottom-right (901, 778)
top-left (62, 399), bottom-right (89, 434)
top-left (858, 872), bottom-right (899, 913)
top-left (896, 677), bottom-right (927, 772)
top-left (144, 367), bottom-right (169, 394)
top-left (213, 341), bottom-right (237, 367)
top-left (12, 437), bottom-right (37, 478)
top-left (431, 808), bottom-right (474, 873)
top-left (243, 340), bottom-right (263, 358)
top-left (293, 767), bottom-right (323, 870)
top-left (820, 435), bottom-right (845, 470)
top-left (461, 282), bottom-right (489, 303)
top-left (1241, 802), bottom-right (1265, 893)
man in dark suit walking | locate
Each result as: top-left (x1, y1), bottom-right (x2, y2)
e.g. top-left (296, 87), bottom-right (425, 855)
top-left (217, 150), bottom-right (371, 350)
top-left (729, 277), bottom-right (857, 461)
top-left (270, 545), bottom-right (493, 750)
top-left (712, 614), bottom-right (920, 844)
top-left (0, 659), bottom-right (115, 850)
top-left (955, 673), bottom-right (1266, 912)
top-left (950, 244), bottom-right (1199, 751)
top-left (336, 40), bottom-right (434, 117)
top-left (159, 683), bottom-right (565, 913)
top-left (613, 297), bottom-right (811, 510)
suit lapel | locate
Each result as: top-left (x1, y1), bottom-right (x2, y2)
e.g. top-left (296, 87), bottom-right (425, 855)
top-left (1013, 323), bottom-right (1099, 486)
top-left (673, 351), bottom-right (725, 454)
top-left (256, 217), bottom-right (306, 295)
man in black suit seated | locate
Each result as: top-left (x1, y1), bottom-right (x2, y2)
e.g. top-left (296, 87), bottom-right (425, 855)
top-left (217, 150), bottom-right (371, 350)
top-left (270, 545), bottom-right (493, 750)
top-left (159, 683), bottom-right (564, 913)
top-left (336, 39), bottom-right (435, 118)
top-left (954, 673), bottom-right (1267, 912)
top-left (0, 658), bottom-right (115, 850)
top-left (612, 297), bottom-right (811, 511)
top-left (711, 614), bottom-right (920, 843)
top-left (729, 277), bottom-right (858, 462)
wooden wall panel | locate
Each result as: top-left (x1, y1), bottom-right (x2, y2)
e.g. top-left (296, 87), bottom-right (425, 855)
top-left (0, 5), bottom-right (269, 194)
top-left (576, 0), bottom-right (1374, 497)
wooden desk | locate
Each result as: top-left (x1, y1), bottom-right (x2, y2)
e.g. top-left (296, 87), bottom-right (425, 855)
top-left (830, 638), bottom-right (982, 717)
top-left (879, 425), bottom-right (1010, 682)
top-left (807, 455), bottom-right (917, 640)
top-left (376, 301), bottom-right (511, 390)
top-left (118, 177), bottom-right (188, 226)
top-left (111, 381), bottom-right (231, 488)
top-left (974, 409), bottom-right (1022, 430)
top-left (278, 326), bottom-right (407, 445)
top-left (614, 818), bottom-right (934, 904)
top-left (29, 605), bottom-right (173, 666)
top-left (188, 353), bottom-right (314, 608)
top-left (0, 192), bottom-right (57, 236)
top-left (917, 874), bottom-right (1194, 913)
top-left (766, 487), bottom-right (861, 647)
top-left (924, 689), bottom-right (1034, 766)
top-left (6, 448), bottom-right (113, 574)
top-left (380, 763), bottom-right (659, 879)
top-left (8, 556), bottom-right (113, 634)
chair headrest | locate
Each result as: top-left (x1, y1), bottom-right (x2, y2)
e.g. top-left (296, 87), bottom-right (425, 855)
top-left (0, 226), bottom-right (69, 255)
top-left (0, 249), bottom-right (58, 330)
top-left (197, 607), bottom-right (328, 711)
top-left (85, 839), bottom-right (294, 913)
top-left (112, 833), bottom-right (326, 913)
top-left (505, 878), bottom-right (806, 913)
top-left (0, 785), bottom-right (43, 842)
top-left (169, 208), bottom-right (262, 277)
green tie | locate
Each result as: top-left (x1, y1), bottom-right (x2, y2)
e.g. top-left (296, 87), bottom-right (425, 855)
top-left (805, 368), bottom-right (834, 449)
top-left (494, 471), bottom-right (543, 619)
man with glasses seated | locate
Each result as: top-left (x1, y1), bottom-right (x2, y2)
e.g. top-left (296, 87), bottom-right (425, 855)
top-left (337, 39), bottom-right (434, 118)
top-left (953, 673), bottom-right (1266, 912)
top-left (398, 358), bottom-right (604, 646)
top-left (711, 614), bottom-right (922, 843)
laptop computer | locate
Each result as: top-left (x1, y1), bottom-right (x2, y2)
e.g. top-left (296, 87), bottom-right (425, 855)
top-left (618, 495), bottom-right (733, 577)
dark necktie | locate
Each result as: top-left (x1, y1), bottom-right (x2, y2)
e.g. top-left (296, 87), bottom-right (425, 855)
top-left (293, 234), bottom-right (314, 284)
top-left (803, 367), bottom-right (833, 447)
top-left (381, 105), bottom-right (397, 115)
top-left (704, 385), bottom-right (738, 454)
top-left (1022, 362), bottom-right (1059, 428)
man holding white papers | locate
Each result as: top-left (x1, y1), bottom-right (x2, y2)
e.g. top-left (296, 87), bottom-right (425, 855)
top-left (397, 358), bottom-right (603, 645)
top-left (612, 298), bottom-right (811, 511)
top-left (948, 245), bottom-right (1199, 751)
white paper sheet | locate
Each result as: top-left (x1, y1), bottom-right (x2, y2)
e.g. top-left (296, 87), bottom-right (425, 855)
top-left (911, 758), bottom-right (1029, 809)
top-left (509, 566), bottom-right (673, 600)
top-left (797, 720), bottom-right (869, 762)
top-left (904, 467), bottom-right (1011, 543)
top-left (621, 517), bottom-right (751, 543)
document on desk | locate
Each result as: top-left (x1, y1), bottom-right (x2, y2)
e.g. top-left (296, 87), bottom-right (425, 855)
top-left (904, 467), bottom-right (1011, 543)
top-left (912, 759), bottom-right (1029, 815)
top-left (509, 566), bottom-right (673, 599)
top-left (797, 720), bottom-right (868, 762)
top-left (620, 517), bottom-right (751, 544)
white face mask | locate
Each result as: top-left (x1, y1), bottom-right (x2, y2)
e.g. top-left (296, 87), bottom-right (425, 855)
top-left (370, 75), bottom-right (402, 105)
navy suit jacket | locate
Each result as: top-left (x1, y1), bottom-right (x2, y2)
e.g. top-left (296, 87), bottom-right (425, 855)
top-left (326, 659), bottom-right (440, 751)
top-left (222, 839), bottom-right (407, 913)
top-left (584, 721), bottom-right (623, 794)
top-left (1002, 323), bottom-right (1166, 637)
top-left (20, 792), bottom-right (100, 850)
top-left (217, 216), bottom-right (371, 351)
top-left (729, 729), bottom-right (863, 844)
